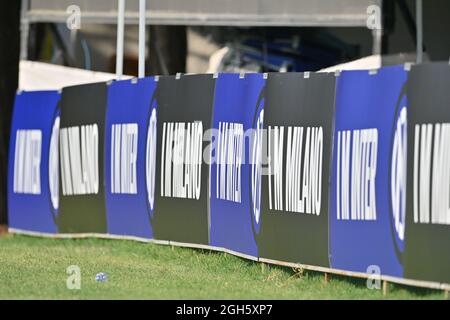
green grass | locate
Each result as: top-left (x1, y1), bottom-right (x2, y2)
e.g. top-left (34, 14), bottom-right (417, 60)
top-left (0, 234), bottom-right (445, 299)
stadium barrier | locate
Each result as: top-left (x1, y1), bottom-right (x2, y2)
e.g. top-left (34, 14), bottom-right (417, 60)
top-left (7, 62), bottom-right (450, 290)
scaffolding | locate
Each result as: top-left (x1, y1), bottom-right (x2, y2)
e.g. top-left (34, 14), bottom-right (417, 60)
top-left (20, 0), bottom-right (384, 61)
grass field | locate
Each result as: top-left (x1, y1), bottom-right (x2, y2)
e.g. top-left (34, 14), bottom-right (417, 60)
top-left (0, 233), bottom-right (445, 299)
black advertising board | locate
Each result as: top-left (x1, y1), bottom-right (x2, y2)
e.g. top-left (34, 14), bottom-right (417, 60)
top-left (153, 74), bottom-right (216, 245)
top-left (404, 62), bottom-right (450, 283)
top-left (8, 67), bottom-right (450, 287)
top-left (256, 73), bottom-right (335, 266)
top-left (57, 82), bottom-right (108, 233)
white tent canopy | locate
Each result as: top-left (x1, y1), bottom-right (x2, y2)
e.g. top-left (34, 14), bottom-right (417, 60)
top-left (19, 60), bottom-right (132, 91)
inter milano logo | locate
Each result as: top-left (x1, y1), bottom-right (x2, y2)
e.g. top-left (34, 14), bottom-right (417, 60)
top-left (413, 122), bottom-right (450, 225)
top-left (160, 121), bottom-right (203, 200)
top-left (216, 122), bottom-right (244, 203)
top-left (13, 129), bottom-right (42, 195)
top-left (110, 123), bottom-right (139, 194)
top-left (59, 124), bottom-right (99, 196)
top-left (268, 125), bottom-right (324, 215)
top-left (336, 128), bottom-right (378, 221)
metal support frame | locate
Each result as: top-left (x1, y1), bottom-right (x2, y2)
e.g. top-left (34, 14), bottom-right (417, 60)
top-left (20, 0), bottom-right (30, 60)
top-left (115, 0), bottom-right (125, 79)
top-left (138, 0), bottom-right (146, 78)
top-left (372, 29), bottom-right (383, 56)
top-left (21, 0), bottom-right (384, 66)
top-left (416, 0), bottom-right (423, 63)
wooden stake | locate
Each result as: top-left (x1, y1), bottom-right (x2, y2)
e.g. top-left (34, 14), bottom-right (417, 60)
top-left (324, 273), bottom-right (330, 283)
top-left (382, 280), bottom-right (389, 296)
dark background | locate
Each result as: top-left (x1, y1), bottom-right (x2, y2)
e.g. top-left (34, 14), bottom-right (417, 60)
top-left (0, 2), bottom-right (21, 226)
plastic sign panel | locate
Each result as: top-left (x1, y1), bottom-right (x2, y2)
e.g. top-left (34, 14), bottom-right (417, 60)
top-left (330, 66), bottom-right (408, 277)
top-left (404, 62), bottom-right (450, 283)
top-left (6, 68), bottom-right (450, 288)
top-left (8, 91), bottom-right (61, 233)
top-left (57, 82), bottom-right (108, 233)
top-left (153, 74), bottom-right (216, 245)
top-left (105, 77), bottom-right (158, 239)
top-left (256, 73), bottom-right (335, 266)
top-left (209, 73), bottom-right (266, 257)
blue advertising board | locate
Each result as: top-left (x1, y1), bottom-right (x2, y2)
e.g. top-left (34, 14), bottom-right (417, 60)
top-left (105, 77), bottom-right (158, 239)
top-left (8, 90), bottom-right (61, 233)
top-left (7, 67), bottom-right (450, 287)
top-left (209, 73), bottom-right (265, 257)
top-left (330, 65), bottom-right (408, 277)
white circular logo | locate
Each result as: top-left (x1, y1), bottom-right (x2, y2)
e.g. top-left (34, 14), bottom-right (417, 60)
top-left (251, 109), bottom-right (264, 225)
top-left (146, 108), bottom-right (157, 211)
top-left (49, 116), bottom-right (60, 211)
top-left (391, 106), bottom-right (407, 241)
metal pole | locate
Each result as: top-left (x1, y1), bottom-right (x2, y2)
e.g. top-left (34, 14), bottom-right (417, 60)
top-left (116, 0), bottom-right (125, 79)
top-left (370, 2), bottom-right (383, 56)
top-left (138, 0), bottom-right (146, 78)
top-left (372, 29), bottom-right (382, 56)
top-left (20, 0), bottom-right (30, 60)
top-left (416, 0), bottom-right (423, 64)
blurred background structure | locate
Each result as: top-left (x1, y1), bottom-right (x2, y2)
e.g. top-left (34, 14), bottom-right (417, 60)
top-left (18, 0), bottom-right (450, 76)
top-left (0, 2), bottom-right (21, 228)
top-left (1, 0), bottom-right (450, 225)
